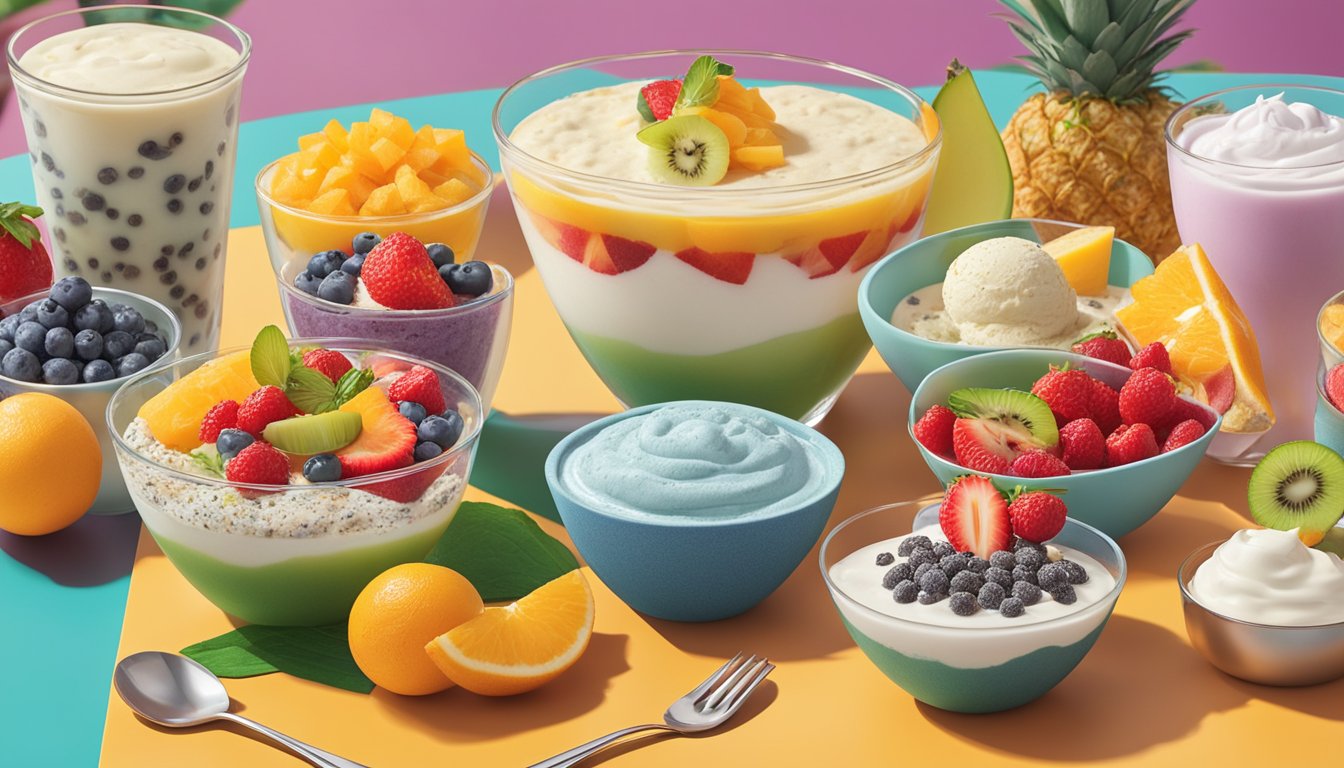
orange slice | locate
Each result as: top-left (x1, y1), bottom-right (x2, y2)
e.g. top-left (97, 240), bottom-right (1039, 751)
top-left (424, 570), bottom-right (594, 696)
top-left (1115, 243), bottom-right (1274, 433)
top-left (137, 350), bottom-right (257, 452)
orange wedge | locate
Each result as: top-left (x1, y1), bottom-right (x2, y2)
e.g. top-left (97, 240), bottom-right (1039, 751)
top-left (1320, 303), bottom-right (1344, 355)
top-left (137, 350), bottom-right (257, 452)
top-left (425, 570), bottom-right (594, 696)
top-left (1115, 243), bottom-right (1274, 433)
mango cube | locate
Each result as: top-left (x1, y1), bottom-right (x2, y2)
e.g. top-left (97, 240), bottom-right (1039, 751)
top-left (732, 145), bottom-right (785, 171)
top-left (433, 179), bottom-right (475, 206)
top-left (322, 119), bottom-right (350, 152)
top-left (308, 188), bottom-right (357, 217)
top-left (368, 137), bottom-right (406, 173)
top-left (297, 132), bottom-right (325, 150)
top-left (360, 183), bottom-right (406, 216)
top-left (404, 147), bottom-right (441, 172)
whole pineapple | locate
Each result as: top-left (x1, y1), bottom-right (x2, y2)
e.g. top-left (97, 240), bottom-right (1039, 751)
top-left (999, 0), bottom-right (1195, 261)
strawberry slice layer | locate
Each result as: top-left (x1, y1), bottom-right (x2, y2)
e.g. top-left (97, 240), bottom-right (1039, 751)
top-left (675, 247), bottom-right (754, 285)
top-left (938, 475), bottom-right (1013, 559)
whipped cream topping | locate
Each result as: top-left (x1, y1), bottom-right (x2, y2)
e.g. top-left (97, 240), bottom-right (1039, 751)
top-left (1189, 527), bottom-right (1344, 626)
top-left (562, 403), bottom-right (832, 520)
top-left (1176, 94), bottom-right (1344, 182)
top-left (18, 22), bottom-right (240, 94)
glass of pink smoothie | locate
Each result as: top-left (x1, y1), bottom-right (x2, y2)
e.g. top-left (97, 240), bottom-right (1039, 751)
top-left (1166, 85), bottom-right (1344, 463)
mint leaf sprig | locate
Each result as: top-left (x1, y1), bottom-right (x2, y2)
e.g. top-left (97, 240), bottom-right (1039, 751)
top-left (674, 55), bottom-right (735, 112)
top-left (248, 326), bottom-right (374, 414)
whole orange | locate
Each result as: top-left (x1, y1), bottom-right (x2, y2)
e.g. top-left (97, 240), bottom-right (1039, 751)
top-left (0, 393), bottom-right (101, 536)
top-left (348, 563), bottom-right (484, 695)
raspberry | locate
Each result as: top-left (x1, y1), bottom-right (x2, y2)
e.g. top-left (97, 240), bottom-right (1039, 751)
top-left (1058, 418), bottom-right (1106, 470)
top-left (301, 348), bottom-right (353, 383)
top-left (638, 79), bottom-right (682, 121)
top-left (198, 399), bottom-right (239, 443)
top-left (1089, 379), bottom-right (1123, 433)
top-left (1071, 330), bottom-right (1130, 367)
top-left (1008, 450), bottom-right (1071, 477)
top-left (1128, 341), bottom-right (1172, 375)
top-left (1162, 418), bottom-right (1207, 452)
top-left (1031, 366), bottom-right (1095, 424)
top-left (224, 441), bottom-right (290, 487)
top-left (1008, 491), bottom-right (1068, 543)
top-left (1118, 367), bottom-right (1177, 428)
top-left (1170, 396), bottom-right (1217, 430)
top-left (912, 404), bottom-right (956, 457)
top-left (236, 386), bottom-right (299, 437)
top-left (387, 364), bottom-right (446, 415)
top-left (1105, 422), bottom-right (1159, 466)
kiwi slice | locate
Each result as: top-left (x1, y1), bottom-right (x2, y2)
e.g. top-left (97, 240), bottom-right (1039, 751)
top-left (947, 387), bottom-right (1060, 448)
top-left (1248, 440), bottom-right (1344, 546)
top-left (263, 411), bottom-right (363, 456)
top-left (637, 114), bottom-right (730, 186)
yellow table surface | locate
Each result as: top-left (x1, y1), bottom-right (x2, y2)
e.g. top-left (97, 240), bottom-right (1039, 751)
top-left (100, 188), bottom-right (1344, 766)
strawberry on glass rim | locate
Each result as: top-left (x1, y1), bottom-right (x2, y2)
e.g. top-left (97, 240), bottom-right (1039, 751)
top-left (0, 202), bottom-right (53, 304)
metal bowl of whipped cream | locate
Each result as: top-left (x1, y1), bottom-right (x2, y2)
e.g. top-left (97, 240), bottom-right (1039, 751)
top-left (1178, 529), bottom-right (1344, 687)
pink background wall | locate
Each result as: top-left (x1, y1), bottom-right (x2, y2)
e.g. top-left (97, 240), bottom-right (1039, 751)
top-left (2, 0), bottom-right (1343, 156)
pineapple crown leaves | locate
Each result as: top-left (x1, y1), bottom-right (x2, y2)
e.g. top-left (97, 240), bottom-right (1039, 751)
top-left (998, 0), bottom-right (1196, 103)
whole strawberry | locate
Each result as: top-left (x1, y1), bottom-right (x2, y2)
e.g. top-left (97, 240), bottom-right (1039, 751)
top-left (198, 400), bottom-right (240, 443)
top-left (1162, 419), bottom-right (1206, 453)
top-left (1106, 423), bottom-right (1159, 467)
top-left (237, 386), bottom-right (299, 437)
top-left (1008, 491), bottom-right (1067, 543)
top-left (1128, 342), bottom-right (1172, 375)
top-left (225, 440), bottom-right (291, 487)
top-left (388, 364), bottom-right (446, 415)
top-left (1008, 450), bottom-right (1071, 477)
top-left (361, 232), bottom-right (456, 310)
top-left (1058, 418), bottom-right (1106, 470)
top-left (1031, 365), bottom-right (1095, 424)
top-left (913, 404), bottom-right (956, 457)
top-left (1071, 330), bottom-right (1130, 367)
top-left (1090, 379), bottom-right (1123, 434)
top-left (638, 79), bottom-right (682, 122)
top-left (1118, 367), bottom-right (1177, 427)
top-left (302, 348), bottom-right (353, 383)
top-left (0, 202), bottom-right (53, 303)
top-left (1328, 363), bottom-right (1344, 412)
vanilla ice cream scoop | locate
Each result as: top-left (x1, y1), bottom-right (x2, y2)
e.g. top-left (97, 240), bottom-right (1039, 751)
top-left (941, 237), bottom-right (1080, 346)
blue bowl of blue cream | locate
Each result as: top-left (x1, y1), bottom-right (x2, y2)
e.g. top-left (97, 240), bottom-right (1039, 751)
top-left (546, 400), bottom-right (845, 622)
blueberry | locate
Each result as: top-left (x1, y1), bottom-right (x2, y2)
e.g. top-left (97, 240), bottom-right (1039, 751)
top-left (1037, 562), bottom-right (1069, 591)
top-left (965, 556), bottom-right (990, 574)
top-left (990, 550), bottom-right (1016, 570)
top-left (36, 299), bottom-right (69, 329)
top-left (1048, 584), bottom-right (1077, 605)
top-left (916, 590), bottom-right (945, 605)
top-left (14, 321), bottom-right (47, 355)
top-left (919, 568), bottom-right (949, 596)
top-left (1058, 559), bottom-right (1089, 585)
top-left (999, 597), bottom-right (1026, 618)
top-left (1014, 547), bottom-right (1044, 569)
top-left (103, 330), bottom-right (136, 360)
top-left (294, 271), bottom-right (322, 296)
top-left (881, 562), bottom-right (913, 589)
top-left (134, 337), bottom-right (167, 361)
top-left (51, 276), bottom-right (92, 311)
top-left (949, 570), bottom-right (984, 595)
top-left (115, 352), bottom-right (150, 377)
top-left (984, 566), bottom-right (1014, 589)
top-left (81, 359), bottom-right (114, 383)
top-left (44, 326), bottom-right (74, 358)
top-left (0, 340), bottom-right (11, 357)
top-left (1011, 564), bottom-right (1038, 586)
top-left (1012, 580), bottom-right (1042, 606)
top-left (17, 301), bottom-right (41, 324)
top-left (351, 232), bottom-right (381, 254)
top-left (398, 401), bottom-right (428, 425)
top-left (939, 553), bottom-right (966, 577)
top-left (897, 536), bottom-right (931, 557)
top-left (340, 254), bottom-right (365, 277)
top-left (914, 561), bottom-right (934, 582)
top-left (74, 300), bottom-right (113, 333)
top-left (1014, 538), bottom-right (1047, 554)
top-left (417, 411), bottom-right (463, 449)
top-left (426, 242), bottom-right (455, 268)
top-left (444, 260), bottom-right (492, 297)
top-left (302, 453), bottom-right (342, 482)
top-left (216, 428), bottom-right (254, 460)
top-left (143, 320), bottom-right (159, 335)
top-left (2, 348), bottom-right (41, 382)
top-left (414, 441), bottom-right (443, 462)
top-left (306, 250), bottom-right (345, 279)
top-left (978, 581), bottom-right (1006, 610)
top-left (317, 271), bottom-right (356, 305)
top-left (931, 541), bottom-right (955, 559)
top-left (74, 329), bottom-right (104, 361)
top-left (112, 306), bottom-right (146, 334)
top-left (892, 580), bottom-right (918, 604)
top-left (874, 552), bottom-right (894, 567)
top-left (41, 358), bottom-right (79, 385)
top-left (949, 592), bottom-right (979, 616)
top-left (908, 547), bottom-right (938, 569)
top-left (0, 315), bottom-right (19, 342)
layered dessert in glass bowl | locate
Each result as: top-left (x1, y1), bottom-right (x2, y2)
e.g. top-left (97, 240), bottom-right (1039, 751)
top-left (107, 330), bottom-right (483, 626)
top-left (494, 51), bottom-right (940, 423)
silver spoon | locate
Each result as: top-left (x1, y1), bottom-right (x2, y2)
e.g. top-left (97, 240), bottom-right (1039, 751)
top-left (114, 651), bottom-right (369, 767)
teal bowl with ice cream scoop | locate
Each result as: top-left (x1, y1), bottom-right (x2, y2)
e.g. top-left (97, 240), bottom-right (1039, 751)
top-left (858, 218), bottom-right (1154, 393)
top-left (545, 400), bottom-right (845, 622)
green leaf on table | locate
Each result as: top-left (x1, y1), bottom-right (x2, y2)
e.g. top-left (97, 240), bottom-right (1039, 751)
top-left (426, 501), bottom-right (579, 602)
top-left (285, 365), bottom-right (338, 414)
top-left (250, 325), bottom-right (292, 388)
top-left (183, 644), bottom-right (278, 678)
top-left (183, 624), bottom-right (372, 693)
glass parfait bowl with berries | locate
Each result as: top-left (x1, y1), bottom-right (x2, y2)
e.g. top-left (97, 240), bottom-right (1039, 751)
top-left (106, 327), bottom-right (483, 626)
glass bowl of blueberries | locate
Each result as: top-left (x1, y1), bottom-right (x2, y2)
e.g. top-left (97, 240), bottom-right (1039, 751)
top-left (0, 276), bottom-right (180, 514)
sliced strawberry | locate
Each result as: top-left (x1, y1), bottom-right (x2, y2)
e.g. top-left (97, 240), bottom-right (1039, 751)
top-left (528, 211), bottom-right (590, 262)
top-left (581, 236), bottom-right (619, 275)
top-left (846, 229), bottom-right (891, 273)
top-left (337, 388), bottom-right (416, 481)
top-left (674, 247), bottom-right (754, 285)
top-left (599, 234), bottom-right (656, 272)
top-left (353, 453), bottom-right (459, 504)
top-left (939, 475), bottom-right (1013, 559)
top-left (818, 232), bottom-right (866, 268)
top-left (951, 418), bottom-right (1015, 475)
top-left (784, 247), bottom-right (844, 279)
top-left (896, 205), bottom-right (923, 234)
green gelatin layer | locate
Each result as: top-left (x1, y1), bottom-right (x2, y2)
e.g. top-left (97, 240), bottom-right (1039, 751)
top-left (152, 523), bottom-right (449, 627)
top-left (568, 313), bottom-right (871, 420)
top-left (840, 614), bottom-right (1110, 713)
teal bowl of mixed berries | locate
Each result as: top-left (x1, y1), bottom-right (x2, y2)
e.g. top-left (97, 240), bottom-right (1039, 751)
top-left (908, 348), bottom-right (1221, 539)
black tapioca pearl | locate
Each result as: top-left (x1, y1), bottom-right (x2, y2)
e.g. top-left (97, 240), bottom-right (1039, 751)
top-left (114, 263), bottom-right (125, 272)
top-left (63, 258), bottom-right (78, 272)
top-left (204, 160), bottom-right (214, 179)
top-left (123, 265), bottom-right (141, 279)
top-left (153, 256), bottom-right (170, 272)
top-left (225, 104), bottom-right (235, 126)
top-left (182, 293), bottom-right (197, 307)
top-left (160, 270), bottom-right (177, 285)
top-left (41, 153), bottom-right (55, 171)
top-left (50, 188), bottom-right (62, 200)
top-left (194, 302), bottom-right (208, 319)
top-left (97, 167), bottom-right (118, 185)
top-left (170, 285), bottom-right (185, 300)
top-left (217, 142), bottom-right (226, 156)
top-left (55, 204), bottom-right (65, 217)
top-left (34, 120), bottom-right (46, 138)
top-left (187, 176), bottom-right (202, 192)
top-left (167, 199), bottom-right (183, 214)
top-left (189, 333), bottom-right (201, 347)
top-left (82, 193), bottom-right (105, 211)
top-left (53, 228), bottom-right (66, 243)
top-left (54, 170), bottom-right (64, 179)
top-left (128, 166), bottom-right (145, 180)
top-left (138, 140), bottom-right (171, 160)
top-left (106, 208), bottom-right (119, 221)
top-left (194, 258), bottom-right (206, 270)
top-left (87, 257), bottom-right (99, 269)
top-left (67, 211), bottom-right (86, 225)
top-left (202, 229), bottom-right (211, 241)
top-left (180, 242), bottom-right (195, 258)
top-left (100, 271), bottom-right (113, 283)
top-left (128, 214), bottom-right (143, 227)
top-left (170, 132), bottom-right (184, 147)
top-left (213, 243), bottom-right (222, 259)
top-left (199, 202), bottom-right (214, 215)
top-left (111, 237), bottom-right (129, 251)
top-left (164, 174), bottom-right (186, 194)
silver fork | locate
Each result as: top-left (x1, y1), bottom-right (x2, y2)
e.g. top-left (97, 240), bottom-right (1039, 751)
top-left (527, 653), bottom-right (775, 768)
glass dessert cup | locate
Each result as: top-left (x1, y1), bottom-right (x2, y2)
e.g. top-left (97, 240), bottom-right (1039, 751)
top-left (1166, 85), bottom-right (1344, 463)
top-left (493, 50), bottom-right (941, 424)
top-left (106, 340), bottom-right (483, 626)
top-left (0, 287), bottom-right (181, 516)
top-left (7, 5), bottom-right (250, 354)
top-left (820, 501), bottom-right (1126, 713)
top-left (1178, 542), bottom-right (1344, 686)
top-left (274, 264), bottom-right (514, 411)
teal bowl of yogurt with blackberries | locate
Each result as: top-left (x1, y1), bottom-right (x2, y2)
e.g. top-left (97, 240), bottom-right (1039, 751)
top-left (820, 500), bottom-right (1126, 713)
top-left (546, 400), bottom-right (844, 622)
